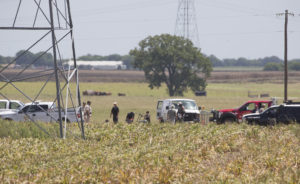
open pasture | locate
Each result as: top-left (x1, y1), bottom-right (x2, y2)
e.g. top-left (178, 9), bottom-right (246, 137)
top-left (0, 81), bottom-right (299, 183)
top-left (1, 81), bottom-right (300, 122)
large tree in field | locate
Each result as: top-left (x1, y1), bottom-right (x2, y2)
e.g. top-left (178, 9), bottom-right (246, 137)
top-left (130, 34), bottom-right (212, 96)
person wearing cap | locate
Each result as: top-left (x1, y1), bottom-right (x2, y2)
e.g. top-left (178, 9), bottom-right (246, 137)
top-left (110, 102), bottom-right (119, 123)
top-left (167, 105), bottom-right (176, 124)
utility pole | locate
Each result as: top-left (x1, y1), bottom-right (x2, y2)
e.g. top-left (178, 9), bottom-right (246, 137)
top-left (277, 10), bottom-right (294, 102)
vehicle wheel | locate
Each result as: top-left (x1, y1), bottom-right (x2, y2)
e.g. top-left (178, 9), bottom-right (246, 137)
top-left (58, 118), bottom-right (70, 123)
top-left (247, 120), bottom-right (253, 125)
top-left (222, 117), bottom-right (235, 124)
top-left (4, 118), bottom-right (12, 121)
top-left (193, 118), bottom-right (200, 123)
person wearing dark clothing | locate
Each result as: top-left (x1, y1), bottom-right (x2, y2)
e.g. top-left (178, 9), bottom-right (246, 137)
top-left (177, 102), bottom-right (185, 122)
top-left (144, 111), bottom-right (151, 123)
top-left (126, 112), bottom-right (135, 123)
top-left (110, 102), bottom-right (119, 123)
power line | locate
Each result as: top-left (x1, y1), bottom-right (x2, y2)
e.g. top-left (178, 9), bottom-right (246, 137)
top-left (72, 0), bottom-right (176, 16)
top-left (2, 30), bottom-right (299, 44)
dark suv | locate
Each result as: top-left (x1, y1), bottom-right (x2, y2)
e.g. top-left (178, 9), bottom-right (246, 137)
top-left (243, 102), bottom-right (300, 125)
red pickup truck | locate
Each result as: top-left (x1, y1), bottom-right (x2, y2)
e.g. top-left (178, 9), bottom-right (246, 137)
top-left (211, 100), bottom-right (274, 123)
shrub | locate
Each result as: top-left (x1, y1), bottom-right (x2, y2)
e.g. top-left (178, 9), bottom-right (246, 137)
top-left (289, 62), bottom-right (300, 71)
top-left (263, 62), bottom-right (282, 71)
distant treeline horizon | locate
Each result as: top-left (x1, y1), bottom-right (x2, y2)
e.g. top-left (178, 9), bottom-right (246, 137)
top-left (1, 51), bottom-right (300, 71)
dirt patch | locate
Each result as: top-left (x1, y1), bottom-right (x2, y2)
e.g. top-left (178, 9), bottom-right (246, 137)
top-left (1, 69), bottom-right (300, 83)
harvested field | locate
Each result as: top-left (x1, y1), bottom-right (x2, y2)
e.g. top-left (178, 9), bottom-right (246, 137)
top-left (2, 69), bottom-right (300, 83)
top-left (209, 71), bottom-right (300, 83)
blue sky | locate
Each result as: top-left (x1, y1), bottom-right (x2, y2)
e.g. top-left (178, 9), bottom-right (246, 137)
top-left (0, 0), bottom-right (300, 60)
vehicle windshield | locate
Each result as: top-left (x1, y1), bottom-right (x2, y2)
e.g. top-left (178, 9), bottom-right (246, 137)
top-left (262, 107), bottom-right (278, 115)
top-left (172, 100), bottom-right (198, 110)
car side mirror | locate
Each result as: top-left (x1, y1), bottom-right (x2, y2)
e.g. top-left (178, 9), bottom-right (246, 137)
top-left (166, 106), bottom-right (169, 110)
top-left (18, 110), bottom-right (23, 114)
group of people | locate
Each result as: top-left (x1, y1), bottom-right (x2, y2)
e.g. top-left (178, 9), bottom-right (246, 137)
top-left (82, 101), bottom-right (150, 124)
top-left (125, 111), bottom-right (151, 124)
top-left (167, 102), bottom-right (185, 123)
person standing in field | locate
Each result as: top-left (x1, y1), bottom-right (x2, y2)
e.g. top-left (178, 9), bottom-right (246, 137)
top-left (110, 102), bottom-right (119, 123)
top-left (82, 102), bottom-right (86, 121)
top-left (167, 105), bottom-right (176, 124)
top-left (84, 101), bottom-right (92, 123)
top-left (177, 102), bottom-right (185, 122)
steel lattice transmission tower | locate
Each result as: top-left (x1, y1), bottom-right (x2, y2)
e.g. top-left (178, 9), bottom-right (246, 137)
top-left (175, 0), bottom-right (200, 47)
top-left (0, 0), bottom-right (85, 139)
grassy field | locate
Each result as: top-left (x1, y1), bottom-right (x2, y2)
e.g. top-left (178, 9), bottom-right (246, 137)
top-left (0, 82), bottom-right (300, 183)
top-left (1, 82), bottom-right (300, 121)
top-left (3, 69), bottom-right (300, 83)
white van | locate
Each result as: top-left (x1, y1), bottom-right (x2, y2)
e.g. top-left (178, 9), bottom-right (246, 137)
top-left (156, 99), bottom-right (200, 122)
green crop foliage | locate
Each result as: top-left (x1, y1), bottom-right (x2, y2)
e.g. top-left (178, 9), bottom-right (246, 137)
top-left (0, 82), bottom-right (299, 183)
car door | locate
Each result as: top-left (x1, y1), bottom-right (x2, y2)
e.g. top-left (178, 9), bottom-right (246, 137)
top-left (162, 101), bottom-right (170, 121)
top-left (20, 105), bottom-right (43, 122)
top-left (0, 101), bottom-right (7, 112)
top-left (157, 101), bottom-right (163, 120)
top-left (9, 101), bottom-right (22, 110)
top-left (17, 106), bottom-right (31, 122)
top-left (262, 107), bottom-right (278, 124)
top-left (33, 105), bottom-right (51, 122)
top-left (238, 102), bottom-right (257, 120)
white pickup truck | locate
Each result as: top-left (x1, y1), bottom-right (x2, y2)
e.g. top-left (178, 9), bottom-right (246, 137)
top-left (0, 102), bottom-right (82, 123)
top-left (0, 100), bottom-right (24, 112)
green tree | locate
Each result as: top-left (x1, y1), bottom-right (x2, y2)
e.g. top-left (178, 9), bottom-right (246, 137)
top-left (208, 54), bottom-right (223, 67)
top-left (130, 34), bottom-right (212, 96)
top-left (35, 52), bottom-right (53, 67)
top-left (121, 55), bottom-right (134, 69)
top-left (263, 62), bottom-right (282, 71)
top-left (105, 54), bottom-right (122, 61)
top-left (15, 50), bottom-right (35, 66)
top-left (289, 62), bottom-right (300, 71)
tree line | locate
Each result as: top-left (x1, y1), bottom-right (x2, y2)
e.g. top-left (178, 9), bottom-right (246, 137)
top-left (0, 50), bottom-right (55, 68)
top-left (0, 51), bottom-right (135, 70)
top-left (263, 61), bottom-right (300, 71)
top-left (1, 50), bottom-right (300, 71)
top-left (209, 55), bottom-right (300, 71)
